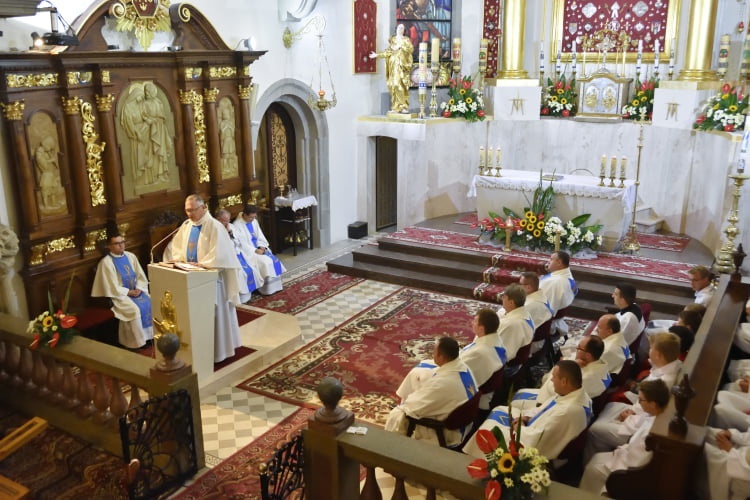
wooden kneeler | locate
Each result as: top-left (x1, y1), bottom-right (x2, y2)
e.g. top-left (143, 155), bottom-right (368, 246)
top-left (0, 417), bottom-right (48, 500)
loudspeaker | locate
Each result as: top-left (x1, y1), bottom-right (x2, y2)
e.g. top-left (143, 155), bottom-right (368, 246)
top-left (348, 221), bottom-right (368, 239)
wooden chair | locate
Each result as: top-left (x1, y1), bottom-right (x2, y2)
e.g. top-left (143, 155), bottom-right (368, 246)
top-left (496, 343), bottom-right (533, 403)
top-left (527, 319), bottom-right (554, 373)
top-left (479, 367), bottom-right (505, 409)
top-left (259, 433), bottom-right (305, 500)
top-left (405, 391), bottom-right (482, 449)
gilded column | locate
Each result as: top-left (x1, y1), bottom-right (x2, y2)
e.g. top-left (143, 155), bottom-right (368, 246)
top-left (95, 94), bottom-right (123, 215)
top-left (497, 0), bottom-right (528, 79)
top-left (0, 101), bottom-right (39, 232)
top-left (203, 87), bottom-right (221, 195)
top-left (677, 0), bottom-right (719, 82)
top-left (178, 89), bottom-right (200, 195)
top-left (61, 96), bottom-right (90, 224)
top-left (238, 84), bottom-right (258, 199)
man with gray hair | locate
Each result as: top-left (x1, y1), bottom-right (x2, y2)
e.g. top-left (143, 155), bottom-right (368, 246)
top-left (497, 283), bottom-right (534, 362)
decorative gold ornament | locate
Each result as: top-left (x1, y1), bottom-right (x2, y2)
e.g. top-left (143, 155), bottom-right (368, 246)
top-left (217, 193), bottom-right (243, 209)
top-left (101, 70), bottom-right (111, 84)
top-left (79, 100), bottom-right (107, 207)
top-left (6, 73), bottom-right (58, 89)
top-left (203, 88), bottom-right (219, 103)
top-left (715, 174), bottom-right (750, 273)
top-left (238, 84), bottom-right (252, 100)
top-left (61, 96), bottom-right (82, 115)
top-left (178, 88), bottom-right (194, 105)
top-left (243, 66), bottom-right (251, 77)
top-left (117, 222), bottom-right (130, 239)
top-left (29, 244), bottom-right (46, 266)
top-left (31, 236), bottom-right (77, 264)
top-left (0, 101), bottom-right (25, 121)
top-left (84, 229), bottom-right (108, 252)
top-left (180, 90), bottom-right (209, 182)
top-left (67, 71), bottom-right (93, 86)
top-left (109, 0), bottom-right (178, 51)
top-left (95, 94), bottom-right (115, 112)
top-left (208, 66), bottom-right (236, 79)
top-left (153, 290), bottom-right (187, 347)
top-left (185, 67), bottom-right (202, 80)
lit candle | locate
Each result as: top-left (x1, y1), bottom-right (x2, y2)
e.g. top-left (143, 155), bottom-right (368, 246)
top-left (636, 39), bottom-right (643, 74)
top-left (540, 43), bottom-right (545, 76)
top-left (488, 147), bottom-right (494, 167)
top-left (718, 34), bottom-right (731, 79)
top-left (496, 147), bottom-right (502, 166)
top-left (610, 156), bottom-right (617, 179)
top-left (452, 38), bottom-right (461, 63)
top-left (479, 146), bottom-right (485, 167)
top-left (600, 154), bottom-right (606, 176)
top-left (418, 42), bottom-right (427, 96)
top-left (556, 43), bottom-right (562, 73)
top-left (620, 156), bottom-right (627, 178)
top-left (431, 37), bottom-right (440, 70)
top-left (654, 39), bottom-right (660, 74)
top-left (572, 39), bottom-right (577, 74)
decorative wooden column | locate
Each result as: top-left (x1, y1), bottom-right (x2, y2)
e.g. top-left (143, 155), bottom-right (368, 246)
top-left (202, 87), bottom-right (221, 199)
top-left (178, 89), bottom-right (200, 195)
top-left (0, 101), bottom-right (39, 232)
top-left (677, 0), bottom-right (719, 82)
top-left (496, 0), bottom-right (528, 79)
top-left (238, 83), bottom-right (257, 200)
top-left (61, 96), bottom-right (91, 226)
top-left (94, 93), bottom-right (123, 216)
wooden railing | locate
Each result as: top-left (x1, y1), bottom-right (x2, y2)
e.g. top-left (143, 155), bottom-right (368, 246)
top-left (0, 319), bottom-right (204, 469)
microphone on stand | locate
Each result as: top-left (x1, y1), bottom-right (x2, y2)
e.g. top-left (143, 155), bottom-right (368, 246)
top-left (150, 220), bottom-right (188, 264)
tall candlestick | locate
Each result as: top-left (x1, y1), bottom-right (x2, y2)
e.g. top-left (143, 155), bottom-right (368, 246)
top-left (418, 42), bottom-right (427, 118)
top-left (431, 37), bottom-right (440, 70)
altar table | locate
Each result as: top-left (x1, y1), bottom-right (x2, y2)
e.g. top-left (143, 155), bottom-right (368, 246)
top-left (468, 170), bottom-right (636, 251)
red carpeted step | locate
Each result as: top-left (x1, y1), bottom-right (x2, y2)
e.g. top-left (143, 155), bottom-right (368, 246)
top-left (490, 253), bottom-right (548, 274)
top-left (482, 266), bottom-right (522, 285)
top-left (473, 282), bottom-right (506, 303)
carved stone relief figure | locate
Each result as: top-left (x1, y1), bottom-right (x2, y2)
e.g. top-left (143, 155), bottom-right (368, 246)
top-left (116, 81), bottom-right (178, 200)
top-left (0, 223), bottom-right (20, 315)
top-left (218, 97), bottom-right (239, 178)
top-left (27, 112), bottom-right (67, 216)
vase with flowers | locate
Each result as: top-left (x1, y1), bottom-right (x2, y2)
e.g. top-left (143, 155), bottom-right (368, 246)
top-left (467, 425), bottom-right (551, 500)
top-left (440, 76), bottom-right (486, 122)
top-left (541, 76), bottom-right (577, 118)
top-left (693, 83), bottom-right (749, 132)
top-left (27, 274), bottom-right (78, 349)
top-left (622, 76), bottom-right (658, 121)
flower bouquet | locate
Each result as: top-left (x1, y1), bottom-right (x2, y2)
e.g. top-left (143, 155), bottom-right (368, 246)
top-left (27, 275), bottom-right (78, 349)
top-left (622, 77), bottom-right (658, 121)
top-left (440, 76), bottom-right (486, 122)
top-left (541, 76), bottom-right (577, 118)
top-left (467, 425), bottom-right (551, 500)
top-left (693, 83), bottom-right (749, 132)
top-left (472, 214), bottom-right (521, 244)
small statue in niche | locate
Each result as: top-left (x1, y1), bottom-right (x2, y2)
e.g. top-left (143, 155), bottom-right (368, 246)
top-left (35, 135), bottom-right (66, 214)
top-left (218, 98), bottom-right (238, 177)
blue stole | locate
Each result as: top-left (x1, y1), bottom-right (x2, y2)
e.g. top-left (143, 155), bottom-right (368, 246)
top-left (525, 317), bottom-right (534, 330)
top-left (246, 221), bottom-right (282, 275)
top-left (111, 254), bottom-right (151, 329)
top-left (621, 344), bottom-right (631, 359)
top-left (488, 408), bottom-right (511, 427)
top-left (544, 300), bottom-right (554, 315)
top-left (569, 278), bottom-right (579, 296)
top-left (236, 253), bottom-right (257, 292)
top-left (418, 360), bottom-right (438, 370)
top-left (602, 373), bottom-right (612, 389)
top-left (528, 399), bottom-right (556, 425)
top-left (512, 391), bottom-right (538, 403)
top-left (187, 225), bottom-right (201, 262)
top-left (459, 370), bottom-right (477, 398)
top-left (494, 346), bottom-right (507, 365)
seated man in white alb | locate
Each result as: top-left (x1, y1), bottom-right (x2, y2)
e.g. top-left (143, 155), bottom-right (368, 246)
top-left (216, 208), bottom-right (261, 302)
top-left (464, 360), bottom-right (592, 460)
top-left (495, 283), bottom-right (534, 362)
top-left (579, 379), bottom-right (670, 495)
top-left (511, 334), bottom-right (610, 413)
top-left (611, 283), bottom-right (645, 346)
top-left (689, 264), bottom-right (715, 307)
top-left (396, 308), bottom-right (506, 409)
top-left (517, 272), bottom-right (553, 354)
top-left (385, 336), bottom-right (478, 447)
top-left (584, 332), bottom-right (682, 463)
top-left (232, 204), bottom-right (285, 295)
top-left (733, 299), bottom-right (750, 355)
top-left (594, 314), bottom-right (630, 376)
top-left (703, 425), bottom-right (750, 500)
top-left (539, 251), bottom-right (577, 335)
top-left (92, 234), bottom-right (153, 349)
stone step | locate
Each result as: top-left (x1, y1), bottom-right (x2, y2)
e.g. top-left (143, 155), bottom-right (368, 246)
top-left (634, 206), bottom-right (664, 234)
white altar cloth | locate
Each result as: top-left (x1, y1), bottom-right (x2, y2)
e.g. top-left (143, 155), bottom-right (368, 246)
top-left (274, 194), bottom-right (318, 212)
top-left (468, 170), bottom-right (636, 251)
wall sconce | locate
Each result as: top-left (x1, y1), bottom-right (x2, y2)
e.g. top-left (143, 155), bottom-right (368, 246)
top-left (282, 15), bottom-right (336, 112)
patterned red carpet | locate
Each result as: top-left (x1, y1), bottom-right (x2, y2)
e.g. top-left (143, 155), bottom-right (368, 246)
top-left (174, 407), bottom-right (313, 500)
top-left (388, 226), bottom-right (695, 283)
top-left (249, 269), bottom-right (364, 315)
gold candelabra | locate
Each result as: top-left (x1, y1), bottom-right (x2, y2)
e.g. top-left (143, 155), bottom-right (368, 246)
top-left (620, 124), bottom-right (644, 254)
top-left (714, 173), bottom-right (750, 273)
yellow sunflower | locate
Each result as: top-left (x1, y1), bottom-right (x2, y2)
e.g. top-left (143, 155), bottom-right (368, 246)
top-left (536, 221), bottom-right (545, 229)
top-left (460, 89), bottom-right (466, 95)
top-left (722, 94), bottom-right (730, 100)
top-left (466, 97), bottom-right (473, 104)
top-left (527, 215), bottom-right (537, 224)
top-left (560, 98), bottom-right (567, 105)
top-left (550, 96), bottom-right (558, 102)
top-left (498, 453), bottom-right (516, 473)
top-left (524, 210), bottom-right (534, 219)
top-left (713, 103), bottom-right (720, 110)
top-left (640, 96), bottom-right (647, 103)
top-left (632, 99), bottom-right (640, 106)
top-left (519, 219), bottom-right (528, 228)
top-left (42, 315), bottom-right (54, 328)
top-left (449, 99), bottom-right (455, 105)
top-left (556, 88), bottom-right (564, 95)
top-left (533, 229), bottom-right (542, 237)
top-left (730, 105), bottom-right (739, 112)
top-left (637, 90), bottom-right (645, 97)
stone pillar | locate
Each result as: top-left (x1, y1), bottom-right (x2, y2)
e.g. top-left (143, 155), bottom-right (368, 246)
top-left (94, 94), bottom-right (123, 216)
top-left (677, 0), bottom-right (719, 82)
top-left (497, 0), bottom-right (528, 79)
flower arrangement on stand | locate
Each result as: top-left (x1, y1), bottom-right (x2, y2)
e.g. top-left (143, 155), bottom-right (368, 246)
top-left (440, 76), bottom-right (486, 122)
top-left (693, 83), bottom-right (749, 132)
top-left (27, 275), bottom-right (78, 349)
top-left (467, 426), bottom-right (551, 500)
top-left (622, 76), bottom-right (658, 121)
top-left (541, 76), bottom-right (577, 118)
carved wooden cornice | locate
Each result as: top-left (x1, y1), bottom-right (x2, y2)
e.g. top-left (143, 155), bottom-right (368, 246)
top-left (0, 100), bottom-right (25, 121)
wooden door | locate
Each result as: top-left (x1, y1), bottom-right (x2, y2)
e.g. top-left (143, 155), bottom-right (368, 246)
top-left (375, 136), bottom-right (397, 230)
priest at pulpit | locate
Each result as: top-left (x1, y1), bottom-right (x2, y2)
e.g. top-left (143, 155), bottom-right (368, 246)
top-left (167, 194), bottom-right (242, 363)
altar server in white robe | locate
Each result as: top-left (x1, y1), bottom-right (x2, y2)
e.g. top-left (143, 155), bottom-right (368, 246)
top-left (612, 283), bottom-right (645, 346)
top-left (386, 336), bottom-right (478, 447)
top-left (539, 251), bottom-right (577, 335)
top-left (495, 284), bottom-right (535, 362)
top-left (579, 379), bottom-right (670, 495)
top-left (702, 426), bottom-right (750, 499)
top-left (689, 265), bottom-right (716, 307)
top-left (511, 335), bottom-right (610, 413)
top-left (168, 194), bottom-right (242, 363)
top-left (595, 314), bottom-right (630, 376)
top-left (464, 360), bottom-right (592, 460)
top-left (216, 208), bottom-right (260, 302)
top-left (232, 204), bottom-right (285, 295)
top-left (396, 308), bottom-right (506, 408)
top-left (92, 234), bottom-right (153, 349)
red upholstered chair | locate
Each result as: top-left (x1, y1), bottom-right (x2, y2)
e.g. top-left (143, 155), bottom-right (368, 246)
top-left (405, 391), bottom-right (482, 449)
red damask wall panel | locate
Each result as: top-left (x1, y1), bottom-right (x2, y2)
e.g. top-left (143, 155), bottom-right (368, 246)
top-left (354, 0), bottom-right (377, 73)
top-left (483, 0), bottom-right (501, 78)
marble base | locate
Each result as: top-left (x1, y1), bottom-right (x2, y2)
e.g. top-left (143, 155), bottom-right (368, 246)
top-left (652, 88), bottom-right (715, 130)
top-left (487, 83), bottom-right (541, 121)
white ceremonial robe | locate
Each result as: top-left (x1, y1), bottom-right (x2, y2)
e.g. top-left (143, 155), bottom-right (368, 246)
top-left (579, 415), bottom-right (655, 494)
top-left (695, 285), bottom-right (716, 307)
top-left (497, 306), bottom-right (534, 362)
top-left (539, 268), bottom-right (577, 314)
top-left (232, 214), bottom-right (286, 281)
top-left (598, 332), bottom-right (631, 375)
top-left (170, 213), bottom-right (243, 363)
top-left (704, 428), bottom-right (750, 500)
top-left (91, 251), bottom-right (153, 348)
top-left (734, 322), bottom-right (750, 356)
top-left (386, 358), bottom-right (477, 447)
top-left (511, 359), bottom-right (611, 412)
top-left (615, 305), bottom-right (645, 346)
top-left (524, 289), bottom-right (554, 354)
top-left (465, 387), bottom-right (591, 460)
